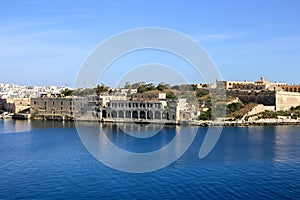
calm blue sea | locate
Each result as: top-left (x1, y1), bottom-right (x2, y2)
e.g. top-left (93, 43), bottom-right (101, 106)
top-left (0, 120), bottom-right (299, 199)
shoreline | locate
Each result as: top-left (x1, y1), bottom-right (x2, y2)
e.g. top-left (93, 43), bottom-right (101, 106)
top-left (1, 116), bottom-right (300, 127)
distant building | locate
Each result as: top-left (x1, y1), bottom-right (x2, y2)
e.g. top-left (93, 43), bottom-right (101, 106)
top-left (120, 88), bottom-right (138, 95)
top-left (0, 98), bottom-right (30, 113)
top-left (176, 99), bottom-right (199, 121)
top-left (194, 83), bottom-right (212, 89)
top-left (280, 85), bottom-right (300, 93)
top-left (216, 76), bottom-right (287, 91)
top-left (215, 77), bottom-right (300, 111)
top-left (131, 91), bottom-right (166, 101)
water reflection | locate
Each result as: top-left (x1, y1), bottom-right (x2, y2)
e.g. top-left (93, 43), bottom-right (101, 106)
top-left (203, 126), bottom-right (300, 164)
top-left (0, 119), bottom-right (32, 134)
top-left (116, 123), bottom-right (165, 138)
top-left (0, 119), bottom-right (74, 134)
top-left (273, 126), bottom-right (300, 162)
top-left (247, 126), bottom-right (276, 162)
top-left (75, 121), bottom-right (198, 173)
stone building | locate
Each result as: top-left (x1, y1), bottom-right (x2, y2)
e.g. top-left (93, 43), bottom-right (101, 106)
top-left (99, 93), bottom-right (127, 106)
top-left (217, 76), bottom-right (287, 91)
top-left (280, 85), bottom-right (300, 93)
top-left (30, 97), bottom-right (86, 119)
top-left (101, 100), bottom-right (177, 123)
top-left (120, 88), bottom-right (138, 95)
top-left (100, 97), bottom-right (197, 124)
top-left (0, 98), bottom-right (30, 113)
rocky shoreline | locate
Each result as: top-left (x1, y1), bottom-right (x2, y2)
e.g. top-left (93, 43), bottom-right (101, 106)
top-left (192, 118), bottom-right (300, 127)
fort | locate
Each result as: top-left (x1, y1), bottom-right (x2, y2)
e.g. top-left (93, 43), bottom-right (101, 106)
top-left (222, 77), bottom-right (300, 111)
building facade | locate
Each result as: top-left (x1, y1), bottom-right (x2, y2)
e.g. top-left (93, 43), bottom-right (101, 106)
top-left (280, 85), bottom-right (300, 93)
top-left (30, 97), bottom-right (86, 119)
top-left (0, 98), bottom-right (30, 113)
top-left (101, 100), bottom-right (177, 123)
top-left (217, 77), bottom-right (287, 91)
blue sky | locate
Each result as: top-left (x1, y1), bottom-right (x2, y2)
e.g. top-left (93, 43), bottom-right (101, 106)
top-left (0, 0), bottom-right (300, 87)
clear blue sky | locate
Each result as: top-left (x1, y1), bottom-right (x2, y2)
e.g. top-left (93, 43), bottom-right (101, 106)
top-left (1, 0), bottom-right (300, 87)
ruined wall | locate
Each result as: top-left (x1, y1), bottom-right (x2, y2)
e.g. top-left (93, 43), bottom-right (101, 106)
top-left (276, 91), bottom-right (300, 111)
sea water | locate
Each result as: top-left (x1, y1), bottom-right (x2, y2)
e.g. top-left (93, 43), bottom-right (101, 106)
top-left (0, 120), bottom-right (299, 199)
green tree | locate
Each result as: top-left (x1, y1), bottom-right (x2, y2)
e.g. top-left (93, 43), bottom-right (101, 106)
top-left (227, 102), bottom-right (244, 115)
top-left (132, 82), bottom-right (145, 89)
top-left (124, 82), bottom-right (132, 89)
top-left (196, 89), bottom-right (209, 98)
top-left (95, 84), bottom-right (109, 95)
top-left (61, 88), bottom-right (73, 96)
top-left (171, 85), bottom-right (180, 90)
top-left (198, 108), bottom-right (211, 120)
top-left (157, 83), bottom-right (171, 91)
top-left (166, 91), bottom-right (177, 99)
top-left (137, 84), bottom-right (148, 93)
top-left (146, 83), bottom-right (156, 91)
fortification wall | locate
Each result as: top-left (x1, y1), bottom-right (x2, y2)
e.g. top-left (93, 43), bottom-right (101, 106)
top-left (276, 91), bottom-right (300, 111)
top-left (226, 90), bottom-right (276, 106)
top-left (227, 90), bottom-right (300, 111)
